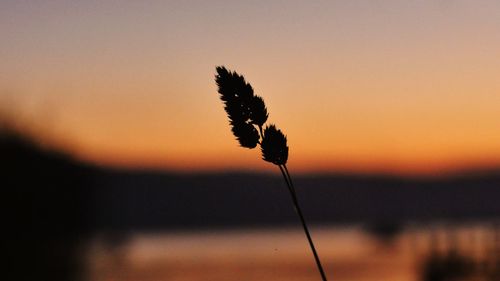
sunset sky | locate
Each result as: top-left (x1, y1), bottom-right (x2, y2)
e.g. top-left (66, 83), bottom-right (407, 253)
top-left (1, 0), bottom-right (499, 175)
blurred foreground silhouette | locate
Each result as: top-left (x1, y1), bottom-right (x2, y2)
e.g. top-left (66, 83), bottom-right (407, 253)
top-left (1, 124), bottom-right (92, 280)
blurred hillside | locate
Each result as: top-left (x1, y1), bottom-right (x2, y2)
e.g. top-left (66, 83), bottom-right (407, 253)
top-left (89, 169), bottom-right (500, 230)
top-left (2, 124), bottom-right (500, 232)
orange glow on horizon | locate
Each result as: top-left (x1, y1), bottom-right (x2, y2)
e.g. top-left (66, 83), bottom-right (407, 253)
top-left (72, 141), bottom-right (500, 177)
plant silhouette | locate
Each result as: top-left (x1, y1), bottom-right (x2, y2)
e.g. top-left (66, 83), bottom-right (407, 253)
top-left (215, 66), bottom-right (329, 281)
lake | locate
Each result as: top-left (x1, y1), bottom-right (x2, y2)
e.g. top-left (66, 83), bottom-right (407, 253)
top-left (85, 223), bottom-right (499, 281)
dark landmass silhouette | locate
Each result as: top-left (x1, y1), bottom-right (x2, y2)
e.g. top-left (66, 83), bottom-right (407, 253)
top-left (89, 168), bottom-right (500, 231)
top-left (3, 127), bottom-right (500, 233)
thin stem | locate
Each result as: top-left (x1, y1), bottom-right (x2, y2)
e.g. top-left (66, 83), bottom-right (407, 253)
top-left (283, 166), bottom-right (296, 200)
top-left (279, 164), bottom-right (328, 281)
top-left (278, 165), bottom-right (291, 192)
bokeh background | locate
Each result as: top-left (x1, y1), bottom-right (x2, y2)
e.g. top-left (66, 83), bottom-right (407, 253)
top-left (2, 1), bottom-right (499, 280)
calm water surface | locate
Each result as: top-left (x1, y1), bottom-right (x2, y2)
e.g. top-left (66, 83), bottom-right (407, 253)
top-left (85, 224), bottom-right (499, 281)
